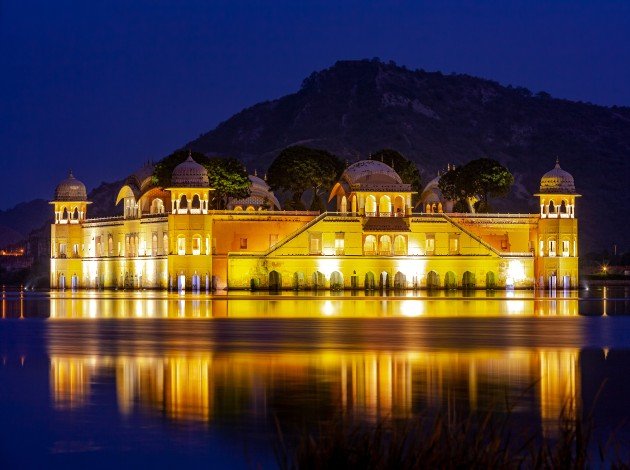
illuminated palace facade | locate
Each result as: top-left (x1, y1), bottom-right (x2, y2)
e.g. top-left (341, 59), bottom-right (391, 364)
top-left (50, 156), bottom-right (579, 290)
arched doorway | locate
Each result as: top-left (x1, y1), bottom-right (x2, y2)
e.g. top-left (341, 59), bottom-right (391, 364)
top-left (180, 195), bottom-right (189, 212)
top-left (191, 194), bottom-right (201, 211)
top-left (379, 271), bottom-right (389, 290)
top-left (444, 271), bottom-right (457, 290)
top-left (269, 270), bottom-right (282, 291)
top-left (364, 272), bottom-right (375, 290)
top-left (363, 235), bottom-right (377, 255)
top-left (394, 235), bottom-right (407, 256)
top-left (293, 272), bottom-right (305, 290)
top-left (379, 195), bottom-right (392, 216)
top-left (313, 271), bottom-right (325, 290)
top-left (462, 271), bottom-right (476, 289)
top-left (394, 271), bottom-right (406, 290)
top-left (365, 195), bottom-right (377, 216)
top-left (330, 271), bottom-right (343, 290)
top-left (340, 196), bottom-right (347, 213)
top-left (426, 271), bottom-right (440, 290)
top-left (486, 271), bottom-right (496, 289)
top-left (379, 235), bottom-right (392, 255)
top-left (393, 195), bottom-right (405, 216)
top-left (72, 207), bottom-right (79, 220)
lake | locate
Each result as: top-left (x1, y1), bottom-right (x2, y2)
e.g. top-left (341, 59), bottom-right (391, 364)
top-left (1, 287), bottom-right (630, 468)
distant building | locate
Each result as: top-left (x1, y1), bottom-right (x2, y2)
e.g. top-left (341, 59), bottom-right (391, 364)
top-left (50, 156), bottom-right (579, 290)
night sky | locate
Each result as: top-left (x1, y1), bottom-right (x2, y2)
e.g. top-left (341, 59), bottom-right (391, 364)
top-left (2, 0), bottom-right (629, 209)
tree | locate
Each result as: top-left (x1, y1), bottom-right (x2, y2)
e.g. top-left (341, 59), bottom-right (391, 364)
top-left (206, 157), bottom-right (250, 209)
top-left (267, 146), bottom-right (342, 210)
top-left (438, 158), bottom-right (513, 213)
top-left (152, 150), bottom-right (250, 209)
top-left (371, 149), bottom-right (423, 204)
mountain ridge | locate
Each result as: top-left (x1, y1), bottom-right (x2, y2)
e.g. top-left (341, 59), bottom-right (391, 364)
top-left (187, 59), bottom-right (630, 251)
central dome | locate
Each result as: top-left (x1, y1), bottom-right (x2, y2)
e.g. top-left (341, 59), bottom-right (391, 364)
top-left (171, 153), bottom-right (209, 187)
top-left (342, 160), bottom-right (403, 185)
top-left (539, 161), bottom-right (576, 194)
top-left (54, 171), bottom-right (87, 201)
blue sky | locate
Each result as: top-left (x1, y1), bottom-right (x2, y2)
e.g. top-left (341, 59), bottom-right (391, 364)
top-left (2, 0), bottom-right (629, 208)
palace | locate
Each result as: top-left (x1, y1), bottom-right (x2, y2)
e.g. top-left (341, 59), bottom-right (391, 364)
top-left (50, 155), bottom-right (579, 291)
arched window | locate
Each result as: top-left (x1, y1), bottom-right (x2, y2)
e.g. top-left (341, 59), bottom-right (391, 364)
top-left (151, 198), bottom-right (164, 214)
top-left (62, 207), bottom-right (69, 221)
top-left (191, 195), bottom-right (201, 211)
top-left (177, 235), bottom-right (186, 255)
top-left (394, 235), bottom-right (407, 255)
top-left (179, 195), bottom-right (189, 212)
top-left (72, 207), bottom-right (79, 220)
top-left (548, 200), bottom-right (555, 214)
top-left (340, 196), bottom-right (347, 213)
top-left (246, 206), bottom-right (255, 211)
top-left (163, 233), bottom-right (168, 255)
top-left (379, 235), bottom-right (392, 255)
top-left (363, 235), bottom-right (377, 255)
top-left (234, 206), bottom-right (244, 211)
top-left (379, 195), bottom-right (391, 216)
top-left (365, 195), bottom-right (377, 216)
top-left (425, 203), bottom-right (431, 214)
top-left (152, 233), bottom-right (158, 256)
top-left (191, 235), bottom-right (201, 255)
top-left (560, 200), bottom-right (567, 214)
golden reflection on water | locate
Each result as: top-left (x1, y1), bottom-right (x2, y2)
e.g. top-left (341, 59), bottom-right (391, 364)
top-left (47, 291), bottom-right (580, 318)
top-left (49, 349), bottom-right (579, 437)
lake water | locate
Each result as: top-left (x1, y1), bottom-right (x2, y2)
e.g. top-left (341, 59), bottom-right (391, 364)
top-left (2, 287), bottom-right (630, 468)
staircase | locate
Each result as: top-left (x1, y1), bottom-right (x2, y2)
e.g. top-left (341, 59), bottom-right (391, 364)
top-left (440, 213), bottom-right (502, 256)
top-left (262, 212), bottom-right (328, 255)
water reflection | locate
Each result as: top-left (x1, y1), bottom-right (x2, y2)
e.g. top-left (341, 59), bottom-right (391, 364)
top-left (5, 288), bottom-right (630, 318)
top-left (48, 349), bottom-right (580, 438)
top-left (43, 292), bottom-right (581, 318)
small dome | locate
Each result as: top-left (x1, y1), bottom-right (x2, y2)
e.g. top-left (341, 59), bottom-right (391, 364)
top-left (227, 173), bottom-right (281, 210)
top-left (539, 160), bottom-right (576, 194)
top-left (342, 160), bottom-right (403, 185)
top-left (54, 171), bottom-right (87, 201)
top-left (171, 153), bottom-right (209, 187)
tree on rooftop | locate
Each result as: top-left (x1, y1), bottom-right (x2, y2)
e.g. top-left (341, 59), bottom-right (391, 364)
top-left (438, 158), bottom-right (513, 213)
top-left (267, 146), bottom-right (342, 210)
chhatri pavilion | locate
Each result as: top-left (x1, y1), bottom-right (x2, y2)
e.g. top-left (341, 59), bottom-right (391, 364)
top-left (50, 156), bottom-right (579, 291)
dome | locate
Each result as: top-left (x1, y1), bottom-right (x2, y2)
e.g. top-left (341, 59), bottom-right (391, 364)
top-left (54, 171), bottom-right (87, 201)
top-left (342, 160), bottom-right (403, 185)
top-left (171, 153), bottom-right (209, 187)
top-left (539, 160), bottom-right (576, 194)
top-left (227, 173), bottom-right (281, 210)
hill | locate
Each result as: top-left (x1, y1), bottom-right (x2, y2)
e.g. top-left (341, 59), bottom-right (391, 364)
top-left (188, 59), bottom-right (630, 252)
